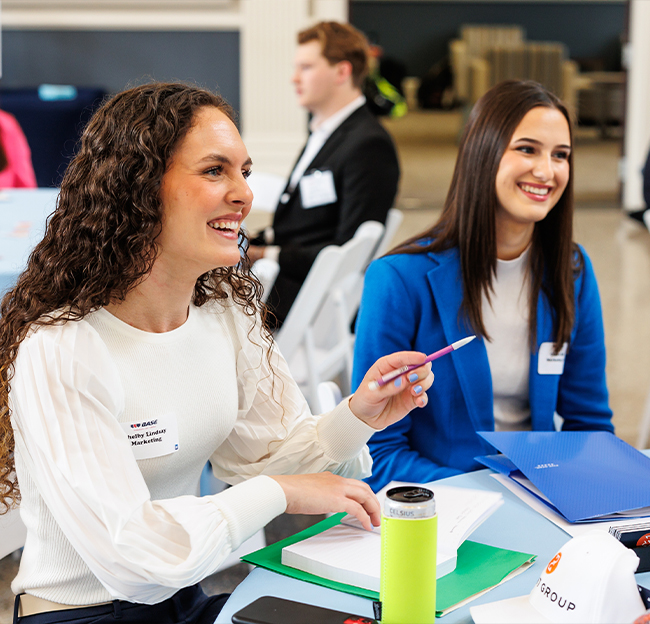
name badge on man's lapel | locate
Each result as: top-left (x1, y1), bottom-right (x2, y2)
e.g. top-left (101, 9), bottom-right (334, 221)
top-left (299, 169), bottom-right (337, 209)
top-left (538, 342), bottom-right (568, 375)
top-left (120, 413), bottom-right (180, 460)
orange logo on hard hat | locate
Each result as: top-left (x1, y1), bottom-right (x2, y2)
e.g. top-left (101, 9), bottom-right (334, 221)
top-left (637, 533), bottom-right (650, 547)
top-left (546, 553), bottom-right (562, 574)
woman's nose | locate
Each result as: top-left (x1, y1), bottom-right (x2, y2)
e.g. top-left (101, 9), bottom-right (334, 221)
top-left (532, 154), bottom-right (553, 180)
top-left (229, 174), bottom-right (254, 206)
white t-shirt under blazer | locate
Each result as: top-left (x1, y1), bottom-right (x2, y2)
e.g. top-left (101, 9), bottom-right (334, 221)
top-left (482, 246), bottom-right (532, 431)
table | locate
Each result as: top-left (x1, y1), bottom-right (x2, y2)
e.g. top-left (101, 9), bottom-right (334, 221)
top-left (0, 188), bottom-right (59, 295)
top-left (216, 467), bottom-right (650, 623)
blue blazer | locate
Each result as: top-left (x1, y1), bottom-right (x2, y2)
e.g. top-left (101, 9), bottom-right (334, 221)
top-left (352, 245), bottom-right (614, 491)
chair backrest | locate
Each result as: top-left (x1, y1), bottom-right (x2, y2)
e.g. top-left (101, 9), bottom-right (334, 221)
top-left (486, 42), bottom-right (566, 97)
top-left (0, 505), bottom-right (27, 559)
top-left (274, 245), bottom-right (346, 364)
top-left (372, 208), bottom-right (404, 261)
top-left (323, 214), bottom-right (398, 337)
top-left (276, 221), bottom-right (384, 364)
top-left (317, 381), bottom-right (343, 413)
top-left (275, 222), bottom-right (384, 410)
top-left (251, 257), bottom-right (280, 304)
top-left (311, 221), bottom-right (385, 344)
top-left (460, 24), bottom-right (525, 59)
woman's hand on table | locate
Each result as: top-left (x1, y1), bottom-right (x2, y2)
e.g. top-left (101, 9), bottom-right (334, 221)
top-left (349, 351), bottom-right (433, 430)
top-left (270, 472), bottom-right (380, 530)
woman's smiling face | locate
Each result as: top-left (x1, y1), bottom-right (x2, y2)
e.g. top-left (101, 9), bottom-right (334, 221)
top-left (156, 106), bottom-right (253, 281)
top-left (495, 106), bottom-right (571, 232)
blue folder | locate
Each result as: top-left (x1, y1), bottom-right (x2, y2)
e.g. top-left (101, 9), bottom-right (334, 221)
top-left (475, 431), bottom-right (650, 523)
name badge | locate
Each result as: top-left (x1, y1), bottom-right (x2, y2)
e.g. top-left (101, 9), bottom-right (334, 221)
top-left (299, 170), bottom-right (337, 209)
top-left (538, 342), bottom-right (568, 375)
top-left (121, 413), bottom-right (180, 460)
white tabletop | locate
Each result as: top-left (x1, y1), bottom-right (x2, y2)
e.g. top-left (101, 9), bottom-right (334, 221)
top-left (217, 467), bottom-right (650, 623)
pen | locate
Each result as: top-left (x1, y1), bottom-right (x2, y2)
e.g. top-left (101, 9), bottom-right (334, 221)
top-left (368, 335), bottom-right (476, 391)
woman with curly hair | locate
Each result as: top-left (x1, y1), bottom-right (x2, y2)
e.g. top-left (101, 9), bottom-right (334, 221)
top-left (353, 80), bottom-right (614, 492)
top-left (0, 82), bottom-right (432, 623)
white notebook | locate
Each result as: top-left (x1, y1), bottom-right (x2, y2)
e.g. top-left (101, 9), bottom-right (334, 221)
top-left (281, 482), bottom-right (503, 592)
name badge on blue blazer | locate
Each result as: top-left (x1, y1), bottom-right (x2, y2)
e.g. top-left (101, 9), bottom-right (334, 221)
top-left (538, 342), bottom-right (568, 375)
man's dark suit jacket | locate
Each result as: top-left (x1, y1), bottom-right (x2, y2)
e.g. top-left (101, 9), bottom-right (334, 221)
top-left (257, 104), bottom-right (400, 326)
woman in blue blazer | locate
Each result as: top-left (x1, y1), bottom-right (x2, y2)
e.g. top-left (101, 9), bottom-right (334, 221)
top-left (353, 80), bottom-right (614, 491)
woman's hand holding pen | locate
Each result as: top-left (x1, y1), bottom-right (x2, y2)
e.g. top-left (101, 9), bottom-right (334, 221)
top-left (270, 353), bottom-right (433, 531)
top-left (349, 351), bottom-right (434, 430)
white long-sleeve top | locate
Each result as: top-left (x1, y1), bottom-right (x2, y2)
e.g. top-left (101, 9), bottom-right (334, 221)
top-left (9, 299), bottom-right (374, 605)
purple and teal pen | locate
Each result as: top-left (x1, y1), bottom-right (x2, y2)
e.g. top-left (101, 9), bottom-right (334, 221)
top-left (368, 335), bottom-right (476, 391)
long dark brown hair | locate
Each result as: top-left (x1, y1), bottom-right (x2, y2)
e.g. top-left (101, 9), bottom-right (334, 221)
top-left (392, 79), bottom-right (580, 350)
top-left (0, 82), bottom-right (270, 513)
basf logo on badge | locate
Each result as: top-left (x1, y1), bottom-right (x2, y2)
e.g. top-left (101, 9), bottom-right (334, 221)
top-left (130, 419), bottom-right (158, 429)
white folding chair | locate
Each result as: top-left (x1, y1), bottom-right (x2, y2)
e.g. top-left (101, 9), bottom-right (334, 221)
top-left (312, 219), bottom-right (385, 324)
top-left (0, 504), bottom-right (26, 560)
top-left (251, 209), bottom-right (394, 325)
top-left (317, 381), bottom-right (343, 413)
top-left (319, 210), bottom-right (403, 342)
top-left (251, 257), bottom-right (280, 304)
top-left (275, 222), bottom-right (384, 412)
top-left (372, 208), bottom-right (404, 261)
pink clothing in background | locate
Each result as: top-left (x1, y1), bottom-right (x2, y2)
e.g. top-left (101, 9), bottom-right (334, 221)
top-left (0, 109), bottom-right (37, 188)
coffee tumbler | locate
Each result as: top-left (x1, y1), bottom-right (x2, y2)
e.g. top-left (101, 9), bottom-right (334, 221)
top-left (380, 486), bottom-right (437, 623)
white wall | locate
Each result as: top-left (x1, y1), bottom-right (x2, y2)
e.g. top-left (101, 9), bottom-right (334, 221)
top-left (623, 0), bottom-right (650, 211)
top-left (240, 0), bottom-right (347, 177)
top-left (2, 0), bottom-right (348, 177)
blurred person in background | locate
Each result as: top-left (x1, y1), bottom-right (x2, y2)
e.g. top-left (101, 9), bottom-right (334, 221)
top-left (628, 144), bottom-right (650, 230)
top-left (248, 21), bottom-right (399, 328)
top-left (0, 109), bottom-right (37, 188)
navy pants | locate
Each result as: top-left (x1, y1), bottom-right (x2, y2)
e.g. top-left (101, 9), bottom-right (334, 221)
top-left (14, 584), bottom-right (229, 624)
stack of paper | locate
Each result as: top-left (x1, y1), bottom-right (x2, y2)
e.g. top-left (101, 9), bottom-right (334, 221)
top-left (281, 483), bottom-right (503, 592)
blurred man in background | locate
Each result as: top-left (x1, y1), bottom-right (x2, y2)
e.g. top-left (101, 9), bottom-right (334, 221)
top-left (248, 21), bottom-right (400, 328)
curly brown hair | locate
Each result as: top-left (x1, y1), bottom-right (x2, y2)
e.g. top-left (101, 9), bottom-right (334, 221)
top-left (0, 82), bottom-right (271, 513)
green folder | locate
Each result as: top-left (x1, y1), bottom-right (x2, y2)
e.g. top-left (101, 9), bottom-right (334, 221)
top-left (242, 513), bottom-right (536, 616)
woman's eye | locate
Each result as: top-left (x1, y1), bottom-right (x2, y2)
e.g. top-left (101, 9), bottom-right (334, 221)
top-left (242, 169), bottom-right (252, 179)
top-left (205, 165), bottom-right (223, 176)
top-left (553, 151), bottom-right (570, 160)
top-left (516, 145), bottom-right (535, 155)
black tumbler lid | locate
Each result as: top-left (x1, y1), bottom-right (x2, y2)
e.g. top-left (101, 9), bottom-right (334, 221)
top-left (386, 486), bottom-right (434, 504)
